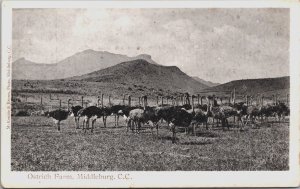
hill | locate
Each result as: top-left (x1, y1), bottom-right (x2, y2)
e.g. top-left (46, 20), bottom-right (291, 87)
top-left (70, 59), bottom-right (208, 93)
top-left (12, 58), bottom-right (57, 80)
top-left (192, 76), bottom-right (220, 87)
top-left (12, 49), bottom-right (158, 80)
top-left (202, 76), bottom-right (290, 95)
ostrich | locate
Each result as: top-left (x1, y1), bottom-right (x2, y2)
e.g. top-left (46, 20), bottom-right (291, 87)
top-left (207, 96), bottom-right (237, 130)
top-left (150, 98), bottom-right (196, 142)
top-left (273, 102), bottom-right (290, 122)
top-left (95, 94), bottom-right (112, 128)
top-left (46, 109), bottom-right (69, 131)
top-left (69, 105), bottom-right (84, 129)
top-left (153, 99), bottom-right (194, 130)
top-left (261, 102), bottom-right (290, 123)
top-left (168, 108), bottom-right (194, 143)
top-left (100, 106), bottom-right (111, 128)
top-left (78, 106), bottom-right (104, 133)
top-left (111, 95), bottom-right (142, 127)
top-left (155, 105), bottom-right (178, 126)
top-left (180, 95), bottom-right (208, 133)
top-left (232, 102), bottom-right (248, 127)
top-left (208, 106), bottom-right (228, 130)
top-left (240, 105), bottom-right (260, 129)
top-left (258, 102), bottom-right (289, 124)
top-left (143, 106), bottom-right (164, 135)
top-left (127, 96), bottom-right (160, 134)
top-left (104, 94), bottom-right (130, 127)
top-left (205, 95), bottom-right (222, 127)
top-left (258, 104), bottom-right (276, 125)
top-left (109, 105), bottom-right (127, 127)
top-left (30, 110), bottom-right (45, 116)
top-left (191, 108), bottom-right (209, 132)
top-left (127, 108), bottom-right (145, 133)
top-left (188, 95), bottom-right (210, 134)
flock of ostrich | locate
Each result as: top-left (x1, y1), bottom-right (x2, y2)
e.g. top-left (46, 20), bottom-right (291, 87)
top-left (41, 91), bottom-right (290, 143)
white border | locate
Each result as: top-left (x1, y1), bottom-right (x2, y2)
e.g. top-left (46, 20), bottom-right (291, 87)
top-left (1, 1), bottom-right (300, 188)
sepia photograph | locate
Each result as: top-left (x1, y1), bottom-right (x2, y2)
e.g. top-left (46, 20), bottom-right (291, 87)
top-left (1, 1), bottom-right (300, 188)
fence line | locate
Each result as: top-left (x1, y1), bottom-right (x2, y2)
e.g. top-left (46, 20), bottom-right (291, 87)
top-left (12, 89), bottom-right (290, 112)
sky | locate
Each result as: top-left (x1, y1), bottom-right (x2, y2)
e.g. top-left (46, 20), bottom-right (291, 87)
top-left (13, 8), bottom-right (289, 83)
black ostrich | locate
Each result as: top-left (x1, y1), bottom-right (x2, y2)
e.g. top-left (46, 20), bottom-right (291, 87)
top-left (78, 106), bottom-right (104, 133)
top-left (108, 105), bottom-right (127, 127)
top-left (168, 108), bottom-right (194, 143)
top-left (273, 102), bottom-right (290, 123)
top-left (101, 106), bottom-right (112, 128)
top-left (70, 105), bottom-right (84, 129)
top-left (46, 109), bottom-right (69, 131)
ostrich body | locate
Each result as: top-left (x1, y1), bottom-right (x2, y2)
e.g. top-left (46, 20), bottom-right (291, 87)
top-left (190, 108), bottom-right (209, 133)
top-left (272, 102), bottom-right (289, 122)
top-left (78, 106), bottom-right (103, 133)
top-left (70, 105), bottom-right (83, 129)
top-left (127, 106), bottom-right (160, 134)
top-left (240, 105), bottom-right (260, 128)
top-left (109, 105), bottom-right (127, 127)
top-left (127, 108), bottom-right (146, 133)
top-left (46, 109), bottom-right (69, 131)
top-left (208, 105), bottom-right (236, 130)
top-left (168, 108), bottom-right (194, 143)
top-left (100, 106), bottom-right (111, 128)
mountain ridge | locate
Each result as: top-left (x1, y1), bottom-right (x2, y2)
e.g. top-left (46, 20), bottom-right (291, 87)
top-left (202, 76), bottom-right (290, 95)
top-left (69, 59), bottom-right (208, 93)
top-left (12, 49), bottom-right (158, 80)
top-left (192, 76), bottom-right (220, 87)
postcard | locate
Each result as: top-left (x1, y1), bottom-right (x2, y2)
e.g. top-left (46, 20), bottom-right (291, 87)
top-left (1, 0), bottom-right (300, 188)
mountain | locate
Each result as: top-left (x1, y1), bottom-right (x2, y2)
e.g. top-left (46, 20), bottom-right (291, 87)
top-left (12, 58), bottom-right (57, 80)
top-left (12, 49), bottom-right (158, 80)
top-left (192, 76), bottom-right (220, 87)
top-left (70, 59), bottom-right (208, 93)
top-left (202, 76), bottom-right (290, 95)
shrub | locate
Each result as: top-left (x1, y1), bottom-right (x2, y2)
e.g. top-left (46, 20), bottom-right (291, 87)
top-left (15, 110), bottom-right (30, 117)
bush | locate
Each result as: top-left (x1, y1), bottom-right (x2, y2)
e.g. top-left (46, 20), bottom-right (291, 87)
top-left (15, 110), bottom-right (30, 117)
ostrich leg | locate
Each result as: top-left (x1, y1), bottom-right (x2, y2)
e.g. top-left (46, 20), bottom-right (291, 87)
top-left (84, 119), bottom-right (90, 133)
top-left (103, 116), bottom-right (107, 128)
top-left (57, 121), bottom-right (61, 131)
top-left (131, 120), bottom-right (135, 133)
top-left (82, 119), bottom-right (86, 130)
top-left (76, 117), bottom-right (80, 129)
top-left (233, 116), bottom-right (236, 126)
top-left (226, 118), bottom-right (229, 130)
top-left (137, 121), bottom-right (142, 134)
top-left (221, 118), bottom-right (225, 131)
top-left (75, 117), bottom-right (78, 129)
top-left (86, 119), bottom-right (90, 130)
top-left (91, 119), bottom-right (96, 133)
top-left (193, 123), bottom-right (196, 136)
top-left (172, 126), bottom-right (176, 144)
top-left (117, 115), bottom-right (119, 127)
top-left (126, 119), bottom-right (130, 132)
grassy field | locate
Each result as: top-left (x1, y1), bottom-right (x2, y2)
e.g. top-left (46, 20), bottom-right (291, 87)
top-left (11, 115), bottom-right (289, 171)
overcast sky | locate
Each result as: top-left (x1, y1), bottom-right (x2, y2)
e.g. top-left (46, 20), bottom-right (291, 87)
top-left (13, 8), bottom-right (289, 83)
